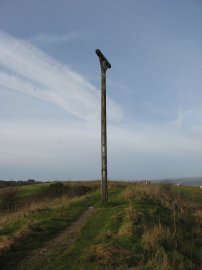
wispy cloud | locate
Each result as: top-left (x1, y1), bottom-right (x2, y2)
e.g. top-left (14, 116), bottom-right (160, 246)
top-left (0, 31), bottom-right (122, 123)
top-left (1, 118), bottom-right (202, 180)
top-left (169, 105), bottom-right (193, 130)
top-left (30, 31), bottom-right (93, 44)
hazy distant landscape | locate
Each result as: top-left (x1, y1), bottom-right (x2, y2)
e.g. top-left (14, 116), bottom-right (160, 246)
top-left (153, 177), bottom-right (202, 187)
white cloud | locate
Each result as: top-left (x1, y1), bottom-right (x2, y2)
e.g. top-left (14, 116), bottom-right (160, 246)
top-left (0, 31), bottom-right (123, 123)
top-left (30, 31), bottom-right (92, 44)
top-left (1, 118), bottom-right (202, 180)
top-left (1, 32), bottom-right (202, 180)
top-left (169, 105), bottom-right (193, 130)
top-left (0, 120), bottom-right (100, 180)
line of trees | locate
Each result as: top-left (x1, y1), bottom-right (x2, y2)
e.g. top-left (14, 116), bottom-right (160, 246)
top-left (0, 179), bottom-right (41, 188)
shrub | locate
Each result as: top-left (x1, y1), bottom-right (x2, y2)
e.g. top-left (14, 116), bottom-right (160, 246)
top-left (0, 188), bottom-right (19, 210)
top-left (160, 183), bottom-right (173, 198)
top-left (40, 182), bottom-right (97, 199)
top-left (39, 182), bottom-right (65, 198)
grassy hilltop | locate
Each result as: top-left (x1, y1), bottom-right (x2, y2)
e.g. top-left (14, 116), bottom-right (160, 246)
top-left (0, 181), bottom-right (201, 270)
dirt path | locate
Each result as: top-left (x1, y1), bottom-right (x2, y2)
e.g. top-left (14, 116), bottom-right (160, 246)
top-left (20, 206), bottom-right (94, 267)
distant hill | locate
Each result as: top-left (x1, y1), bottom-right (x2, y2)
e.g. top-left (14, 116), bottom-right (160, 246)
top-left (153, 177), bottom-right (202, 186)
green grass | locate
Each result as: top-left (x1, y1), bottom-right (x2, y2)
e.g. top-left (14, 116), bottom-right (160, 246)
top-left (18, 184), bottom-right (128, 270)
top-left (0, 220), bottom-right (25, 236)
top-left (0, 182), bottom-right (201, 270)
top-left (173, 185), bottom-right (202, 204)
top-left (19, 183), bottom-right (51, 198)
top-left (0, 191), bottom-right (100, 269)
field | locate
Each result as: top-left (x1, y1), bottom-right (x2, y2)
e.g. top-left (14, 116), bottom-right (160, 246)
top-left (0, 181), bottom-right (201, 269)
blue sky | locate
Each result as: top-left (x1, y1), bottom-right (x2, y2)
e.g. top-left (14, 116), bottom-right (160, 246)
top-left (1, 0), bottom-right (202, 180)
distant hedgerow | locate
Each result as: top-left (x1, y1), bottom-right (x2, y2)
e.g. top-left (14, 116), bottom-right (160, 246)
top-left (0, 188), bottom-right (19, 210)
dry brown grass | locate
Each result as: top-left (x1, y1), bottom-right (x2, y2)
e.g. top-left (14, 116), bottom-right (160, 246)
top-left (123, 188), bottom-right (136, 201)
top-left (0, 194), bottom-right (84, 228)
top-left (124, 183), bottom-right (202, 224)
top-left (96, 230), bottom-right (115, 241)
top-left (192, 209), bottom-right (202, 220)
top-left (86, 244), bottom-right (133, 266)
top-left (118, 222), bottom-right (134, 237)
top-left (126, 205), bottom-right (136, 221)
top-left (146, 247), bottom-right (171, 270)
top-left (0, 236), bottom-right (13, 252)
top-left (116, 205), bottom-right (143, 237)
top-left (126, 205), bottom-right (143, 224)
top-left (135, 183), bottom-right (161, 197)
top-left (123, 183), bottom-right (162, 202)
top-left (142, 224), bottom-right (172, 251)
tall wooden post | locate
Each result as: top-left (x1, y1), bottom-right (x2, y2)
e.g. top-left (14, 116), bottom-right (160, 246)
top-left (95, 49), bottom-right (111, 204)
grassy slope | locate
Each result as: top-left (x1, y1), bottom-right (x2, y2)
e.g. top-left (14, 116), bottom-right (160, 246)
top-left (0, 183), bottom-right (100, 269)
top-left (173, 185), bottom-right (202, 204)
top-left (18, 183), bottom-right (128, 270)
top-left (0, 182), bottom-right (201, 270)
top-left (19, 183), bottom-right (51, 197)
top-left (18, 183), bottom-right (202, 270)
